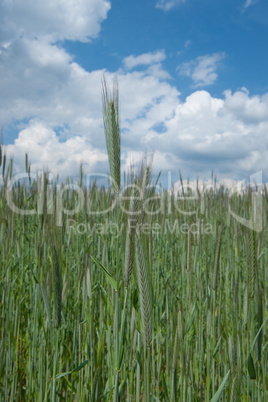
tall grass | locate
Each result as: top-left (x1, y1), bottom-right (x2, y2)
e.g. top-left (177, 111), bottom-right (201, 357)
top-left (0, 81), bottom-right (267, 400)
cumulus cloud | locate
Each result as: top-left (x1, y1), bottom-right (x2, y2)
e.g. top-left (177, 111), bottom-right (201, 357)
top-left (178, 52), bottom-right (225, 87)
top-left (222, 88), bottom-right (268, 122)
top-left (0, 38), bottom-right (105, 135)
top-left (141, 89), bottom-right (268, 181)
top-left (0, 0), bottom-right (112, 179)
top-left (0, 0), bottom-right (111, 137)
top-left (1, 1), bottom-right (268, 185)
top-left (6, 121), bottom-right (108, 177)
top-left (3, 45), bottom-right (268, 183)
top-left (1, 30), bottom-right (181, 178)
top-left (0, 0), bottom-right (111, 43)
top-left (123, 50), bottom-right (166, 70)
top-left (156, 0), bottom-right (186, 11)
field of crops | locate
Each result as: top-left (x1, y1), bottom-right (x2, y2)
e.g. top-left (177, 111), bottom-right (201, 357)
top-left (1, 81), bottom-right (267, 401)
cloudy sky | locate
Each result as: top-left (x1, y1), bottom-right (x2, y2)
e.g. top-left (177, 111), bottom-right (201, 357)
top-left (1, 0), bottom-right (268, 187)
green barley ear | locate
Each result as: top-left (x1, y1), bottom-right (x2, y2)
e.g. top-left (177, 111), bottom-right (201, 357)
top-left (124, 231), bottom-right (134, 287)
top-left (25, 152), bottom-right (31, 183)
top-left (139, 155), bottom-right (153, 225)
top-left (135, 232), bottom-right (152, 347)
top-left (25, 153), bottom-right (28, 174)
top-left (79, 162), bottom-right (83, 188)
top-left (124, 184), bottom-right (138, 288)
top-left (102, 76), bottom-right (121, 196)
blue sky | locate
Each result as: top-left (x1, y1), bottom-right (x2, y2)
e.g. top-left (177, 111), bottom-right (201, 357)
top-left (66, 0), bottom-right (268, 96)
top-left (0, 0), bottom-right (268, 187)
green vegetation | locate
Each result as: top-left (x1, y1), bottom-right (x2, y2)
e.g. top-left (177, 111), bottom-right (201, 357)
top-left (0, 80), bottom-right (267, 400)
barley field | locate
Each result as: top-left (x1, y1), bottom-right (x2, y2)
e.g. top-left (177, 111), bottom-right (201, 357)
top-left (0, 81), bottom-right (267, 401)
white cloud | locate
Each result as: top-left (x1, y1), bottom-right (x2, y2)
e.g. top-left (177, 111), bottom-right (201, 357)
top-left (222, 88), bottom-right (268, 122)
top-left (0, 0), bottom-right (111, 129)
top-left (3, 64), bottom-right (268, 182)
top-left (126, 87), bottom-right (268, 182)
top-left (26, 39), bottom-right (72, 68)
top-left (177, 40), bottom-right (192, 56)
top-left (3, 40), bottom-right (268, 182)
top-left (123, 50), bottom-right (166, 70)
top-left (7, 121), bottom-right (108, 177)
top-left (0, 0), bottom-right (112, 179)
top-left (1, 2), bottom-right (268, 184)
top-left (178, 52), bottom-right (225, 87)
top-left (0, 0), bottom-right (111, 43)
top-left (0, 38), bottom-right (105, 134)
top-left (1, 35), bottom-right (180, 178)
top-left (156, 0), bottom-right (186, 11)
top-left (243, 0), bottom-right (256, 9)
top-left (184, 40), bottom-right (192, 49)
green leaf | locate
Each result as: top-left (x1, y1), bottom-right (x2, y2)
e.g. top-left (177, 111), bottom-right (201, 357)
top-left (72, 359), bottom-right (89, 372)
top-left (211, 369), bottom-right (231, 402)
top-left (213, 334), bottom-right (223, 358)
top-left (90, 254), bottom-right (118, 290)
top-left (247, 354), bottom-right (256, 380)
top-left (55, 359), bottom-right (88, 380)
top-left (55, 371), bottom-right (72, 380)
top-left (161, 372), bottom-right (169, 400)
top-left (249, 316), bottom-right (268, 355)
top-left (247, 316), bottom-right (268, 379)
